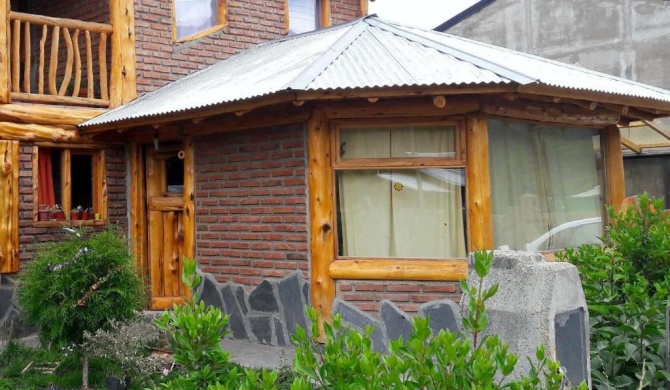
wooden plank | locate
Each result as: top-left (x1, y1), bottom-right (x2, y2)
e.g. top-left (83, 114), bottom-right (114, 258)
top-left (643, 119), bottom-right (670, 141)
top-left (148, 210), bottom-right (165, 303)
top-left (297, 85), bottom-right (516, 101)
top-left (109, 0), bottom-right (137, 107)
top-left (48, 25), bottom-right (60, 95)
top-left (307, 109), bottom-right (335, 335)
top-left (31, 147), bottom-right (39, 221)
top-left (620, 135), bottom-right (641, 154)
top-left (93, 150), bottom-right (107, 220)
top-left (11, 19), bottom-right (20, 93)
top-left (603, 125), bottom-right (626, 212)
top-left (0, 104), bottom-right (106, 126)
top-left (128, 143), bottom-right (147, 280)
top-left (149, 196), bottom-right (182, 211)
top-left (483, 98), bottom-right (620, 127)
top-left (182, 136), bottom-right (196, 262)
top-left (10, 12), bottom-right (113, 34)
top-left (99, 32), bottom-right (108, 100)
top-left (320, 0), bottom-right (331, 28)
top-left (321, 97), bottom-right (480, 119)
top-left (58, 28), bottom-right (74, 96)
top-left (163, 211), bottom-right (179, 297)
top-left (23, 22), bottom-right (30, 93)
top-left (176, 212), bottom-right (185, 296)
top-left (85, 31), bottom-right (93, 99)
top-left (11, 92), bottom-right (109, 107)
top-left (38, 25), bottom-right (47, 95)
top-left (329, 259), bottom-right (467, 281)
top-left (466, 117), bottom-right (493, 250)
top-left (0, 121), bottom-right (83, 142)
top-left (0, 141), bottom-right (19, 273)
top-left (72, 29), bottom-right (81, 97)
top-left (151, 296), bottom-right (185, 310)
top-left (60, 149), bottom-right (71, 216)
top-left (0, 0), bottom-right (10, 102)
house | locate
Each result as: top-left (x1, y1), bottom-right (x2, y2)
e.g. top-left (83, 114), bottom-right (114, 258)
top-left (0, 0), bottom-right (366, 330)
top-left (436, 0), bottom-right (670, 208)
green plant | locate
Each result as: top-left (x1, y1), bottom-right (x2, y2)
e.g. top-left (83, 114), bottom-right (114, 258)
top-left (291, 250), bottom-right (582, 389)
top-left (558, 193), bottom-right (670, 389)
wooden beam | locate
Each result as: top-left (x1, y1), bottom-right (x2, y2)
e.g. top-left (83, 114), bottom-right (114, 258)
top-left (0, 122), bottom-right (85, 142)
top-left (466, 117), bottom-right (493, 251)
top-left (0, 0), bottom-right (10, 103)
top-left (620, 136), bottom-right (642, 154)
top-left (296, 85), bottom-right (517, 101)
top-left (109, 0), bottom-right (137, 107)
top-left (93, 150), bottom-right (107, 220)
top-left (603, 125), bottom-right (625, 213)
top-left (320, 0), bottom-right (331, 28)
top-left (643, 120), bottom-right (670, 141)
top-left (484, 98), bottom-right (620, 127)
top-left (60, 149), bottom-right (71, 216)
top-left (0, 140), bottom-right (19, 273)
top-left (307, 109), bottom-right (335, 336)
top-left (329, 259), bottom-right (467, 281)
top-left (11, 92), bottom-right (109, 107)
top-left (182, 136), bottom-right (196, 296)
top-left (433, 95), bottom-right (447, 108)
top-left (128, 143), bottom-right (148, 281)
top-left (10, 12), bottom-right (113, 33)
top-left (321, 96), bottom-right (480, 119)
top-left (0, 104), bottom-right (106, 126)
top-left (359, 0), bottom-right (368, 17)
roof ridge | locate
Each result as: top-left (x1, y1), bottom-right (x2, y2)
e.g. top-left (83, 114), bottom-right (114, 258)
top-left (365, 17), bottom-right (536, 85)
top-left (285, 18), bottom-right (370, 91)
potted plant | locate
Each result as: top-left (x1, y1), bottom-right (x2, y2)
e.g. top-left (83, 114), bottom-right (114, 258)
top-left (38, 204), bottom-right (50, 221)
top-left (71, 208), bottom-right (82, 221)
top-left (50, 204), bottom-right (65, 221)
top-left (82, 207), bottom-right (91, 220)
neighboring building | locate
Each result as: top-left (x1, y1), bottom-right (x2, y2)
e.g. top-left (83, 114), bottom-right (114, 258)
top-left (437, 0), bottom-right (670, 207)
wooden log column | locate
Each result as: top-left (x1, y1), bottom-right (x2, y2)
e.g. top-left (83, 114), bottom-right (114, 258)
top-left (182, 136), bottom-right (195, 300)
top-left (308, 109), bottom-right (335, 335)
top-left (603, 125), bottom-right (625, 211)
top-left (466, 117), bottom-right (493, 251)
top-left (0, 140), bottom-right (19, 273)
top-left (128, 143), bottom-right (147, 279)
top-left (109, 0), bottom-right (137, 107)
top-left (0, 0), bottom-right (9, 103)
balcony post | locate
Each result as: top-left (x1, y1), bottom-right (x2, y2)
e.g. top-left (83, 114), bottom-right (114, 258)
top-left (109, 0), bottom-right (137, 107)
top-left (0, 0), bottom-right (10, 103)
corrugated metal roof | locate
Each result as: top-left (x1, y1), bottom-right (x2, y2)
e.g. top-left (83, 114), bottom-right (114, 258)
top-left (81, 16), bottom-right (670, 129)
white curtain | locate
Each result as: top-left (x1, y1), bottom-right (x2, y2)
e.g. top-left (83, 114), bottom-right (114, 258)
top-left (337, 125), bottom-right (466, 259)
top-left (176, 0), bottom-right (216, 40)
top-left (488, 119), bottom-right (603, 251)
top-left (288, 0), bottom-right (319, 35)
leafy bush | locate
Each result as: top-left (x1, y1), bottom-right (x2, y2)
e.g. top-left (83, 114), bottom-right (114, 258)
top-left (290, 251), bottom-right (582, 390)
top-left (558, 193), bottom-right (670, 389)
top-left (18, 226), bottom-right (145, 347)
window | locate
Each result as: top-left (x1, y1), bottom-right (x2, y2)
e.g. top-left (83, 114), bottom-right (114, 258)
top-left (624, 156), bottom-right (670, 209)
top-left (287, 0), bottom-right (326, 35)
top-left (174, 0), bottom-right (227, 41)
top-left (334, 123), bottom-right (467, 259)
top-left (34, 147), bottom-right (106, 222)
top-left (487, 119), bottom-right (604, 251)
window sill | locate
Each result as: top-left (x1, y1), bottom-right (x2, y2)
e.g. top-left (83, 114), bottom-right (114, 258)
top-left (34, 220), bottom-right (107, 228)
top-left (329, 258), bottom-right (467, 281)
top-left (175, 24), bottom-right (227, 44)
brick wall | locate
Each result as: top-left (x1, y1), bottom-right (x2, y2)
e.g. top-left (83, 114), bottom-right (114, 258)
top-left (134, 0), bottom-right (363, 94)
top-left (194, 123), bottom-right (309, 288)
top-left (337, 280), bottom-right (462, 316)
top-left (17, 144), bottom-right (129, 265)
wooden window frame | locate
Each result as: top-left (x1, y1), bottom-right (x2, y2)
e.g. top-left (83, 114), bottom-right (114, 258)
top-left (328, 118), bottom-right (470, 281)
top-left (172, 0), bottom-right (228, 43)
top-left (284, 0), bottom-right (331, 35)
top-left (32, 144), bottom-right (107, 227)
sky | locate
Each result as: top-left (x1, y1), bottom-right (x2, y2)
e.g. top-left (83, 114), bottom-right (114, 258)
top-left (368, 0), bottom-right (480, 29)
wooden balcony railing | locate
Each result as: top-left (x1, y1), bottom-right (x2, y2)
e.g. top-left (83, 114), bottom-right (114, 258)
top-left (8, 12), bottom-right (112, 107)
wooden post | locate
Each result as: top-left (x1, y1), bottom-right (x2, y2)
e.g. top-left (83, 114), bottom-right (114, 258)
top-left (359, 0), bottom-right (368, 17)
top-left (109, 0), bottom-right (137, 107)
top-left (466, 117), bottom-right (493, 251)
top-left (320, 0), bottom-right (332, 28)
top-left (0, 0), bottom-right (10, 103)
top-left (308, 109), bottom-right (335, 336)
top-left (182, 136), bottom-right (195, 301)
top-left (603, 125), bottom-right (625, 211)
top-left (128, 143), bottom-right (147, 279)
top-left (0, 141), bottom-right (19, 273)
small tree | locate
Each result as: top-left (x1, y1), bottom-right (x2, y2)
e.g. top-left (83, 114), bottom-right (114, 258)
top-left (18, 226), bottom-right (145, 389)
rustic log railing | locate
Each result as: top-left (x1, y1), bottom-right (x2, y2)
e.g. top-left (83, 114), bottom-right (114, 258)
top-left (8, 12), bottom-right (112, 107)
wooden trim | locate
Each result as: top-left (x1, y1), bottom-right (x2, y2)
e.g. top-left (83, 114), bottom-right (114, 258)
top-left (109, 0), bottom-right (137, 107)
top-left (483, 98), bottom-right (620, 127)
top-left (175, 24), bottom-right (227, 43)
top-left (329, 259), bottom-right (467, 281)
top-left (321, 97), bottom-right (481, 119)
top-left (308, 109), bottom-right (335, 335)
top-left (151, 296), bottom-right (185, 309)
top-left (173, 0), bottom-right (228, 43)
top-left (0, 104), bottom-right (106, 126)
top-left (643, 119), bottom-right (670, 141)
top-left (284, 0), bottom-right (289, 34)
top-left (0, 141), bottom-right (19, 273)
top-left (93, 150), bottom-right (107, 220)
top-left (0, 0), bottom-right (10, 103)
top-left (149, 196), bottom-right (182, 211)
top-left (60, 149), bottom-right (71, 215)
top-left (10, 12), bottom-right (112, 33)
top-left (34, 220), bottom-right (106, 228)
top-left (359, 0), bottom-right (368, 17)
top-left (0, 121), bottom-right (83, 142)
top-left (320, 0), bottom-right (331, 28)
top-left (11, 92), bottom-right (109, 107)
top-left (182, 136), bottom-right (195, 302)
top-left (32, 147), bottom-right (39, 221)
top-left (296, 85), bottom-right (516, 101)
top-left (603, 125), bottom-right (625, 212)
top-left (129, 143), bottom-right (148, 282)
top-left (620, 136), bottom-right (642, 154)
top-left (465, 117), bottom-right (493, 250)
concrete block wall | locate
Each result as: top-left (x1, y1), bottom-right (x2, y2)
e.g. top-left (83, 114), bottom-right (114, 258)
top-left (194, 124), bottom-right (309, 288)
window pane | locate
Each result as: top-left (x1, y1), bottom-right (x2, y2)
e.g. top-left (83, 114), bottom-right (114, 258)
top-left (624, 156), bottom-right (670, 209)
top-left (340, 125), bottom-right (457, 159)
top-left (336, 168), bottom-right (466, 259)
top-left (488, 119), bottom-right (604, 251)
top-left (166, 156), bottom-right (185, 193)
top-left (175, 0), bottom-right (217, 40)
top-left (71, 154), bottom-right (93, 210)
top-left (288, 0), bottom-right (319, 35)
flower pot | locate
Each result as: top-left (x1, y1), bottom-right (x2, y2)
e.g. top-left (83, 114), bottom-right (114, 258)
top-left (51, 210), bottom-right (66, 221)
top-left (82, 211), bottom-right (91, 220)
top-left (71, 211), bottom-right (81, 221)
top-left (38, 210), bottom-right (50, 221)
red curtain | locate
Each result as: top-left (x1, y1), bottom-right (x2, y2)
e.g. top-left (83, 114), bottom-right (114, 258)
top-left (38, 149), bottom-right (55, 206)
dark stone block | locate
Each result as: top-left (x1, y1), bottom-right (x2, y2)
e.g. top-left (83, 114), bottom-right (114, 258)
top-left (555, 308), bottom-right (588, 386)
top-left (199, 276), bottom-right (224, 312)
top-left (0, 288), bottom-right (15, 322)
top-left (275, 318), bottom-right (287, 347)
top-left (249, 280), bottom-right (279, 313)
top-left (418, 299), bottom-right (461, 336)
top-left (333, 298), bottom-right (387, 353)
top-left (235, 286), bottom-right (249, 315)
top-left (302, 281), bottom-right (310, 306)
top-left (381, 301), bottom-right (412, 343)
top-left (249, 315), bottom-right (273, 345)
top-left (0, 275), bottom-right (15, 287)
top-left (278, 272), bottom-right (308, 338)
top-left (221, 285), bottom-right (249, 340)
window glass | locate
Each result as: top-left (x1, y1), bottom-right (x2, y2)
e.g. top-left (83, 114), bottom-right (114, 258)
top-left (175, 0), bottom-right (218, 40)
top-left (336, 168), bottom-right (467, 259)
top-left (71, 154), bottom-right (93, 210)
top-left (166, 156), bottom-right (185, 193)
top-left (488, 119), bottom-right (604, 251)
top-left (288, 0), bottom-right (319, 35)
top-left (340, 125), bottom-right (457, 159)
top-left (624, 156), bottom-right (670, 209)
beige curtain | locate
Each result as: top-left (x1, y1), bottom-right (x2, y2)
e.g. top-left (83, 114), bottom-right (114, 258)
top-left (488, 120), bottom-right (603, 251)
top-left (337, 125), bottom-right (466, 259)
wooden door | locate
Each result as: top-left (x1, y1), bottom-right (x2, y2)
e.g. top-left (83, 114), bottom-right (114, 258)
top-left (146, 147), bottom-right (186, 309)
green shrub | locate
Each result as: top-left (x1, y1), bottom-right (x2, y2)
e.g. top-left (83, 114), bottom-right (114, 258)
top-left (18, 226), bottom-right (145, 348)
top-left (558, 193), bottom-right (670, 389)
